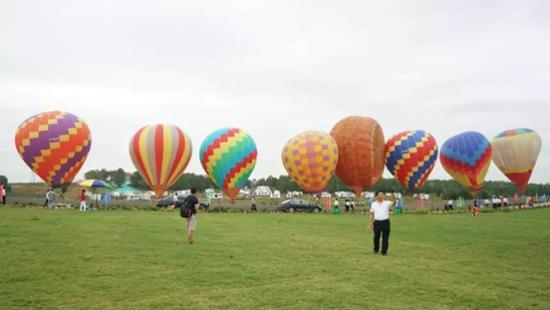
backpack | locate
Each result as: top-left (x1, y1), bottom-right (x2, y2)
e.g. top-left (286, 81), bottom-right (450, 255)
top-left (180, 196), bottom-right (194, 218)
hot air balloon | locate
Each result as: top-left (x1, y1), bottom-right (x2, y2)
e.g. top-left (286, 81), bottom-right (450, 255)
top-left (200, 128), bottom-right (257, 199)
top-left (15, 111), bottom-right (92, 188)
top-left (282, 131), bottom-right (339, 194)
top-left (440, 131), bottom-right (492, 193)
top-left (330, 116), bottom-right (385, 196)
top-left (129, 124), bottom-right (192, 197)
top-left (385, 130), bottom-right (438, 191)
top-left (492, 128), bottom-right (541, 192)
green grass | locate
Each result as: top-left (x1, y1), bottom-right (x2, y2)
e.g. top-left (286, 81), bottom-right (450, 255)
top-left (1, 207), bottom-right (549, 310)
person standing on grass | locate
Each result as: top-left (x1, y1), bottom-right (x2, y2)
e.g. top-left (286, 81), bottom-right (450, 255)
top-left (395, 194), bottom-right (403, 215)
top-left (47, 189), bottom-right (55, 209)
top-left (0, 185), bottom-right (5, 206)
top-left (172, 192), bottom-right (179, 209)
top-left (43, 190), bottom-right (50, 208)
top-left (251, 195), bottom-right (257, 212)
top-left (79, 189), bottom-right (87, 211)
top-left (182, 187), bottom-right (200, 245)
top-left (368, 191), bottom-right (396, 256)
top-left (471, 199), bottom-right (480, 216)
top-left (333, 203), bottom-right (341, 214)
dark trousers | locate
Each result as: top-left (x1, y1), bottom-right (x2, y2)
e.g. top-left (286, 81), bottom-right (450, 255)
top-left (373, 219), bottom-right (391, 254)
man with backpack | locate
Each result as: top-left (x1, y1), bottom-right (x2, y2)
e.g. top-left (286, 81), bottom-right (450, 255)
top-left (180, 188), bottom-right (200, 245)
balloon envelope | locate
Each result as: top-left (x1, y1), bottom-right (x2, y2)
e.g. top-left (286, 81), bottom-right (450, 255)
top-left (492, 128), bottom-right (541, 192)
top-left (385, 130), bottom-right (438, 190)
top-left (15, 111), bottom-right (92, 188)
top-left (129, 124), bottom-right (192, 197)
top-left (330, 116), bottom-right (385, 196)
top-left (282, 131), bottom-right (339, 194)
top-left (200, 128), bottom-right (257, 199)
top-left (440, 131), bottom-right (492, 193)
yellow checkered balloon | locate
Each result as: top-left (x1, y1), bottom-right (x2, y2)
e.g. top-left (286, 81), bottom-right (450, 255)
top-left (282, 131), bottom-right (339, 193)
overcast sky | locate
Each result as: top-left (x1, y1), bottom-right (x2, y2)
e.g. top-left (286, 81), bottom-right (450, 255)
top-left (1, 0), bottom-right (549, 185)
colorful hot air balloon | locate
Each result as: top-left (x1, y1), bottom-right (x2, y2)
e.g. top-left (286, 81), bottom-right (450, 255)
top-left (282, 131), bottom-right (339, 194)
top-left (385, 130), bottom-right (438, 191)
top-left (200, 128), bottom-right (257, 199)
top-left (492, 128), bottom-right (541, 192)
top-left (15, 111), bottom-right (92, 188)
top-left (129, 124), bottom-right (192, 197)
top-left (440, 131), bottom-right (492, 193)
top-left (330, 116), bottom-right (385, 196)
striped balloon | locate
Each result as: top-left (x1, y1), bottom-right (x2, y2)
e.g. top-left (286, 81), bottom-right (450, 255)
top-left (129, 124), bottom-right (192, 197)
top-left (440, 131), bottom-right (492, 193)
top-left (200, 128), bottom-right (257, 199)
top-left (14, 111), bottom-right (92, 188)
top-left (385, 130), bottom-right (438, 191)
top-left (492, 128), bottom-right (541, 192)
top-left (282, 131), bottom-right (339, 194)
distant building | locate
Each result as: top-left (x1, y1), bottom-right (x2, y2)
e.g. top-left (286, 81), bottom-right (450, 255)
top-left (321, 192), bottom-right (332, 198)
top-left (238, 189), bottom-right (252, 198)
top-left (362, 192), bottom-right (374, 199)
top-left (286, 191), bottom-right (303, 198)
top-left (112, 181), bottom-right (153, 200)
top-left (413, 193), bottom-right (430, 200)
top-left (205, 188), bottom-right (223, 200)
top-left (271, 190), bottom-right (281, 199)
top-left (174, 189), bottom-right (191, 197)
top-left (255, 186), bottom-right (272, 197)
top-left (335, 191), bottom-right (355, 198)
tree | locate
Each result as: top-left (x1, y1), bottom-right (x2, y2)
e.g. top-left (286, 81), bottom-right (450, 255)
top-left (112, 168), bottom-right (127, 187)
top-left (170, 173), bottom-right (214, 192)
top-left (0, 175), bottom-right (11, 193)
top-left (84, 168), bottom-right (550, 197)
top-left (129, 171), bottom-right (149, 190)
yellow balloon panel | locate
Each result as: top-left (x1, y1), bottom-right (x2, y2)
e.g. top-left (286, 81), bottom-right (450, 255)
top-left (282, 131), bottom-right (338, 193)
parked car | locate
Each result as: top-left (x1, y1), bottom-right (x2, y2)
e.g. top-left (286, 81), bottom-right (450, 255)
top-left (277, 199), bottom-right (322, 213)
top-left (156, 196), bottom-right (209, 210)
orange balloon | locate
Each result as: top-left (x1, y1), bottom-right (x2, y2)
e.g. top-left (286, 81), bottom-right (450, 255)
top-left (330, 116), bottom-right (385, 196)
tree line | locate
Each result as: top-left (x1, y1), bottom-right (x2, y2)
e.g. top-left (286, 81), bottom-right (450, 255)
top-left (83, 169), bottom-right (550, 199)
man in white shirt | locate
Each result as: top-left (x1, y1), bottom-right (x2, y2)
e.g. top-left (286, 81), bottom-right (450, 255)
top-left (368, 191), bottom-right (396, 256)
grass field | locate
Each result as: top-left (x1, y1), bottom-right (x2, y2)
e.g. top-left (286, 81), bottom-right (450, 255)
top-left (1, 207), bottom-right (549, 310)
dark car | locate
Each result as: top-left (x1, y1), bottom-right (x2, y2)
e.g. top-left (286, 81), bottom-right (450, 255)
top-left (156, 196), bottom-right (209, 210)
top-left (277, 199), bottom-right (322, 213)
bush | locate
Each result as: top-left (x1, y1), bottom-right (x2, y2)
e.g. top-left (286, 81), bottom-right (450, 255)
top-left (207, 207), bottom-right (229, 213)
top-left (480, 208), bottom-right (496, 213)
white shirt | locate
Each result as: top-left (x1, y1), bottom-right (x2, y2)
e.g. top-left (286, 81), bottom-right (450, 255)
top-left (370, 201), bottom-right (392, 221)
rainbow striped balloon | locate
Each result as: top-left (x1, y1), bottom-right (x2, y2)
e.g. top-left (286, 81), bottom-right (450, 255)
top-left (385, 130), bottom-right (438, 191)
top-left (440, 131), bottom-right (492, 193)
top-left (200, 128), bottom-right (257, 199)
top-left (129, 124), bottom-right (192, 197)
top-left (15, 111), bottom-right (92, 188)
